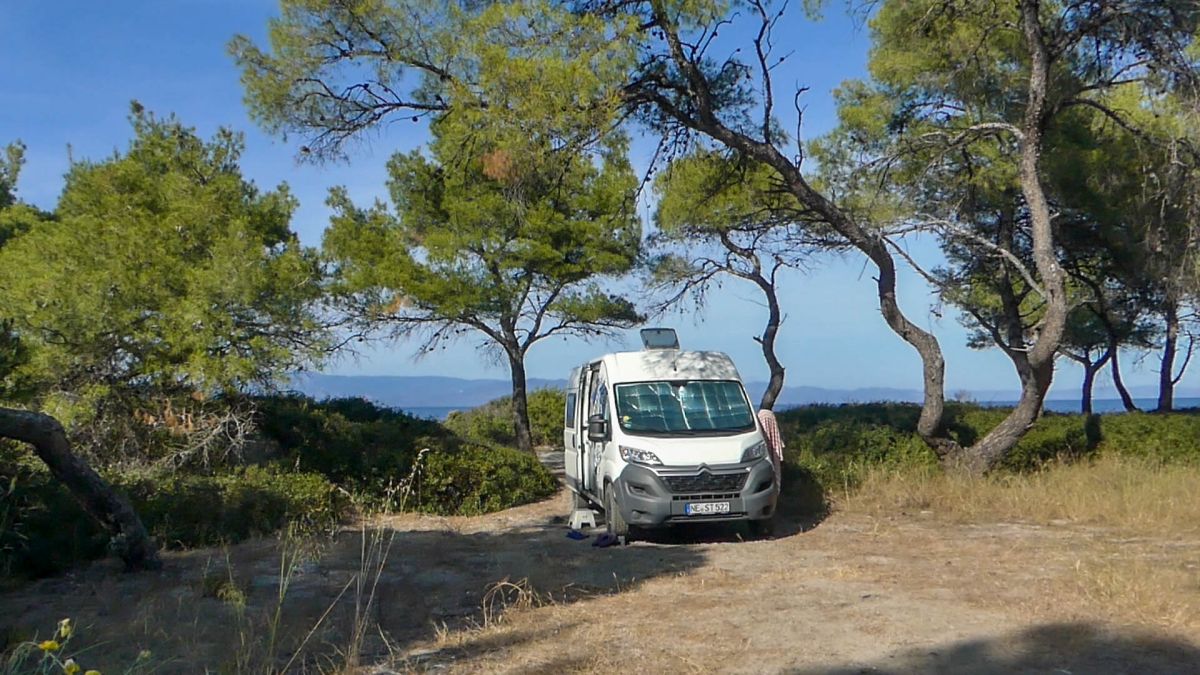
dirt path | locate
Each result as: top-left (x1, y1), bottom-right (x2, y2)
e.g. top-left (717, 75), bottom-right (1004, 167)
top-left (380, 490), bottom-right (1200, 674)
top-left (2, 452), bottom-right (1198, 673)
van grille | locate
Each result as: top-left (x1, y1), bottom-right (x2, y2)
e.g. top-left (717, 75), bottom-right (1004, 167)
top-left (663, 472), bottom-right (746, 494)
top-left (672, 492), bottom-right (740, 501)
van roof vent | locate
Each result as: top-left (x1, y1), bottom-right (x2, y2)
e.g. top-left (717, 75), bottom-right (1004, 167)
top-left (640, 327), bottom-right (679, 350)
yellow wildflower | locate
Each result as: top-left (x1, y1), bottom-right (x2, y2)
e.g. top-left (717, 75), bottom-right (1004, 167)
top-left (57, 618), bottom-right (73, 639)
top-left (137, 649), bottom-right (152, 660)
top-left (63, 659), bottom-right (81, 675)
top-left (38, 639), bottom-right (61, 652)
top-left (85, 671), bottom-right (101, 675)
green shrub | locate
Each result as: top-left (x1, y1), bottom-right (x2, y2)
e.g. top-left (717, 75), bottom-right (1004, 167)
top-left (0, 393), bottom-right (569, 583)
top-left (1092, 412), bottom-right (1200, 463)
top-left (443, 398), bottom-right (514, 447)
top-left (254, 394), bottom-right (448, 492)
top-left (776, 403), bottom-right (1200, 493)
top-left (443, 388), bottom-right (566, 448)
top-left (527, 388), bottom-right (566, 446)
top-left (409, 445), bottom-right (558, 516)
top-left (778, 403), bottom-right (938, 491)
top-left (120, 466), bottom-right (347, 548)
top-left (0, 441), bottom-right (347, 580)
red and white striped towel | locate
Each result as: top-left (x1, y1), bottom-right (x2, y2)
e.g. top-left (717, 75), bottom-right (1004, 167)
top-left (757, 409), bottom-right (785, 475)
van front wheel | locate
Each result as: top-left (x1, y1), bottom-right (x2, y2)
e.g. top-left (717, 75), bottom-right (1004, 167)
top-left (604, 483), bottom-right (630, 541)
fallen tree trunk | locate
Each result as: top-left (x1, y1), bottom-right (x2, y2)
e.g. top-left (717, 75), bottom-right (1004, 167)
top-left (0, 406), bottom-right (161, 571)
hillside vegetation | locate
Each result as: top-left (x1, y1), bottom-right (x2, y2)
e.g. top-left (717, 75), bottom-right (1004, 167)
top-left (0, 395), bottom-right (556, 582)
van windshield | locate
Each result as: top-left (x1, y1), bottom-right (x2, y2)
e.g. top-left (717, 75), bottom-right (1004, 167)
top-left (614, 380), bottom-right (755, 435)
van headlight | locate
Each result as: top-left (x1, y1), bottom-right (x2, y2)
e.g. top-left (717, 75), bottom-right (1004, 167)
top-left (619, 446), bottom-right (663, 466)
top-left (741, 441), bottom-right (767, 463)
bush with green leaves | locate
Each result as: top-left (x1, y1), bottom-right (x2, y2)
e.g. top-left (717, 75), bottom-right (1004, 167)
top-left (120, 466), bottom-right (347, 548)
top-left (0, 394), bottom-right (565, 582)
top-left (253, 394), bottom-right (448, 491)
top-left (1090, 412), bottom-right (1200, 463)
top-left (255, 395), bottom-right (559, 513)
top-left (443, 388), bottom-right (566, 449)
top-left (409, 445), bottom-right (558, 516)
top-left (443, 398), bottom-right (514, 448)
top-left (0, 441), bottom-right (346, 580)
top-left (777, 403), bottom-right (1200, 495)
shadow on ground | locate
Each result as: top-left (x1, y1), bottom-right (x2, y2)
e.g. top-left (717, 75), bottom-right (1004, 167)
top-left (0, 501), bottom-right (706, 673)
top-left (789, 622), bottom-right (1200, 674)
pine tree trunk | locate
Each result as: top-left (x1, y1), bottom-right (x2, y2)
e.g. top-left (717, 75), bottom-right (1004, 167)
top-left (506, 349), bottom-right (534, 455)
top-left (1110, 343), bottom-right (1139, 412)
top-left (957, 1), bottom-right (1070, 475)
top-left (1157, 299), bottom-right (1179, 412)
top-left (959, 358), bottom-right (1054, 474)
top-left (1081, 362), bottom-right (1096, 416)
top-left (0, 407), bottom-right (161, 571)
top-left (757, 280), bottom-right (785, 411)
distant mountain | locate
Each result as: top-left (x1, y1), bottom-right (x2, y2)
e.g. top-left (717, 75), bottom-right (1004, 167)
top-left (290, 373), bottom-right (928, 409)
top-left (750, 384), bottom-right (926, 406)
top-left (289, 373), bottom-right (1198, 411)
top-left (290, 369), bottom-right (1200, 408)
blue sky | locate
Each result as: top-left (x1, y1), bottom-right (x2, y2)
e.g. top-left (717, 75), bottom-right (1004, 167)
top-left (1, 1), bottom-right (1186, 398)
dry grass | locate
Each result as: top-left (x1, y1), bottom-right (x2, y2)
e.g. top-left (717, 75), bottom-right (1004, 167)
top-left (1073, 556), bottom-right (1200, 632)
top-left (838, 454), bottom-right (1200, 536)
top-left (834, 454), bottom-right (1200, 636)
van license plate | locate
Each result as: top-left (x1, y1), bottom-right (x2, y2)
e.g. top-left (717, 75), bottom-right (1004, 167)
top-left (685, 502), bottom-right (730, 516)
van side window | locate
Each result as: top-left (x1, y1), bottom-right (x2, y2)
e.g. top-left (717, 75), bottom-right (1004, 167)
top-left (593, 385), bottom-right (609, 421)
top-left (564, 393), bottom-right (576, 428)
top-left (589, 371), bottom-right (609, 421)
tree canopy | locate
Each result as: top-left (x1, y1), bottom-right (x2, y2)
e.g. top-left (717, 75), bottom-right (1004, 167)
top-left (323, 120), bottom-right (642, 453)
top-left (0, 107), bottom-right (328, 459)
top-left (651, 148), bottom-right (815, 409)
top-left (232, 0), bottom-right (1200, 471)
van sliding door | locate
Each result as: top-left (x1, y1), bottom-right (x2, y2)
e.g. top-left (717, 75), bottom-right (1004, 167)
top-left (583, 363), bottom-right (607, 495)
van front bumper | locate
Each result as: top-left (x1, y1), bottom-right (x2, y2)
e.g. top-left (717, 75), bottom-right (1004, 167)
top-left (612, 459), bottom-right (778, 528)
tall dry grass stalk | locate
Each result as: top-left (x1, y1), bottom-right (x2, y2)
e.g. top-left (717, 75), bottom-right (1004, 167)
top-left (331, 447), bottom-right (430, 670)
top-left (839, 454), bottom-right (1200, 537)
top-left (219, 448), bottom-right (431, 673)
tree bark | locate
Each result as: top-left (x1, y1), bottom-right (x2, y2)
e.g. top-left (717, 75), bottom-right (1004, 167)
top-left (753, 277), bottom-right (785, 411)
top-left (1157, 298), bottom-right (1179, 412)
top-left (505, 348), bottom-right (535, 455)
top-left (962, 0), bottom-right (1070, 474)
top-left (1064, 347), bottom-right (1112, 416)
top-left (1108, 345), bottom-right (1137, 410)
top-left (1080, 362), bottom-right (1096, 415)
top-left (0, 407), bottom-right (161, 571)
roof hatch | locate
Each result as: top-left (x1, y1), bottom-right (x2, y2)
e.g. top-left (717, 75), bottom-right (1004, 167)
top-left (640, 327), bottom-right (679, 350)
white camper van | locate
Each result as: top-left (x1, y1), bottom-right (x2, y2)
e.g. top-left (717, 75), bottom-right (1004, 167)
top-left (563, 328), bottom-right (778, 541)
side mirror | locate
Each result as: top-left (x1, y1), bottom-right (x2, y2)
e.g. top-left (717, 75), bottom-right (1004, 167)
top-left (587, 414), bottom-right (609, 442)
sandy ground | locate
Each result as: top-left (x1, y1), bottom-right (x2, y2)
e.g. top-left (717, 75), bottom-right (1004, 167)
top-left (2, 452), bottom-right (1198, 673)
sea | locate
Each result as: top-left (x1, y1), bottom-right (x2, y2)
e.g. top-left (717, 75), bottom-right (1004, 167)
top-left (400, 398), bottom-right (1200, 421)
top-left (991, 397), bottom-right (1200, 415)
top-left (405, 406), bottom-right (469, 420)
